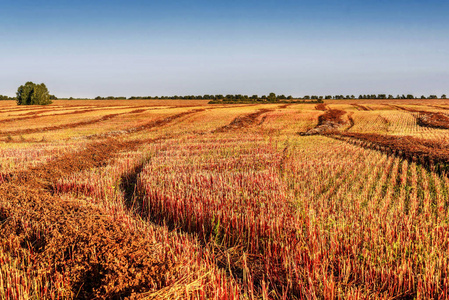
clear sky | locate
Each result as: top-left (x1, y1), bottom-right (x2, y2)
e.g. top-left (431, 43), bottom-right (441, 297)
top-left (1, 0), bottom-right (448, 98)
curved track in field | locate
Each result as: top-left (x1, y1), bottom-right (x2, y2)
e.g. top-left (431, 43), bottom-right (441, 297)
top-left (0, 138), bottom-right (181, 299)
top-left (0, 107), bottom-right (215, 299)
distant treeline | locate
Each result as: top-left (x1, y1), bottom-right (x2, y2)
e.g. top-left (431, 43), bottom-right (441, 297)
top-left (0, 95), bottom-right (16, 100)
top-left (1, 93), bottom-right (447, 101)
top-left (95, 96), bottom-right (127, 100)
top-left (124, 93), bottom-right (449, 101)
top-left (334, 94), bottom-right (447, 100)
top-left (128, 93), bottom-right (295, 101)
top-left (1, 95), bottom-right (57, 100)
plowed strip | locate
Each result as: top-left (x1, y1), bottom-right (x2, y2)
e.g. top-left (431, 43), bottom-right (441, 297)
top-left (301, 109), bottom-right (347, 135)
top-left (390, 105), bottom-right (449, 129)
top-left (417, 112), bottom-right (449, 129)
top-left (330, 132), bottom-right (449, 172)
top-left (214, 109), bottom-right (273, 132)
top-left (315, 103), bottom-right (327, 111)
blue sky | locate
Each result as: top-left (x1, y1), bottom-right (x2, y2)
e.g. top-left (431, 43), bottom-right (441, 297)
top-left (0, 0), bottom-right (448, 97)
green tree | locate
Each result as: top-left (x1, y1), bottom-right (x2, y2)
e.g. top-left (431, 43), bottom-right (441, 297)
top-left (442, 94), bottom-right (446, 99)
top-left (267, 92), bottom-right (277, 102)
top-left (16, 82), bottom-right (52, 105)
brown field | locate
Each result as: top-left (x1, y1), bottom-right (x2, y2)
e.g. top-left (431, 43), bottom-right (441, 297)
top-left (1, 99), bottom-right (449, 299)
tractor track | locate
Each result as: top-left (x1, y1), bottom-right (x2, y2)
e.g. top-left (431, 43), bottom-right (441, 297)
top-left (0, 137), bottom-right (182, 299)
top-left (0, 108), bottom-right (210, 299)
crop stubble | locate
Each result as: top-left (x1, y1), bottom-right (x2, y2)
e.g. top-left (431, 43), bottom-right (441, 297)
top-left (2, 100), bottom-right (449, 299)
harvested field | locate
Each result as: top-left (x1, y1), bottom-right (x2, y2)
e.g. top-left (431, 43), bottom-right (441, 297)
top-left (2, 99), bottom-right (449, 299)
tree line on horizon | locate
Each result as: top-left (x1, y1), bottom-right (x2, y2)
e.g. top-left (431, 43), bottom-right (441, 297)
top-left (2, 91), bottom-right (448, 102)
top-left (109, 93), bottom-right (448, 101)
top-left (7, 80), bottom-right (447, 106)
